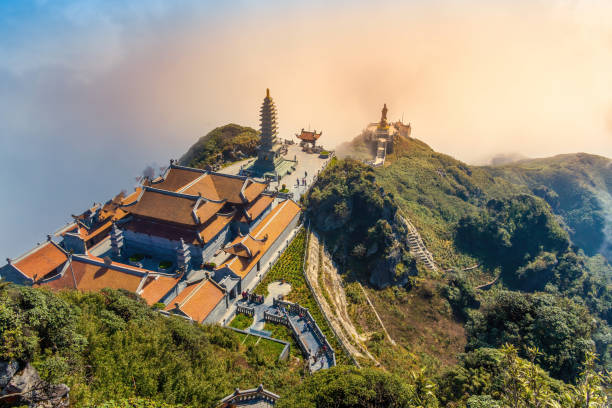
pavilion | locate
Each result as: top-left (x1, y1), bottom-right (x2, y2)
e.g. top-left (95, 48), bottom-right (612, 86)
top-left (296, 128), bottom-right (322, 148)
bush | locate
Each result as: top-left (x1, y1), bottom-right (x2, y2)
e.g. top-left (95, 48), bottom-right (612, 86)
top-left (465, 291), bottom-right (593, 382)
top-left (129, 254), bottom-right (144, 262)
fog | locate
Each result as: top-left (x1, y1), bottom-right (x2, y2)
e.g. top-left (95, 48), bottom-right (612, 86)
top-left (1, 0), bottom-right (611, 256)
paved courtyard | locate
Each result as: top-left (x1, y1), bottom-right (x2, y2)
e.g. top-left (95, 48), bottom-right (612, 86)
top-left (221, 143), bottom-right (332, 201)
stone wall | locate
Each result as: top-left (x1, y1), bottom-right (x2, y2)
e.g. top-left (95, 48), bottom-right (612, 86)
top-left (123, 223), bottom-right (230, 268)
top-left (0, 264), bottom-right (32, 285)
top-left (202, 292), bottom-right (229, 324)
top-left (200, 224), bottom-right (231, 262)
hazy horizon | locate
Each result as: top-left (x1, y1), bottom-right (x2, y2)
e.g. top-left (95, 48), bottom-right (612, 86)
top-left (1, 0), bottom-right (611, 257)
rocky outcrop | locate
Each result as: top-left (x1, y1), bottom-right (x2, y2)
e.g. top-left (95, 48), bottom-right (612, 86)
top-left (0, 361), bottom-right (69, 408)
top-left (0, 361), bottom-right (19, 390)
top-left (368, 242), bottom-right (412, 289)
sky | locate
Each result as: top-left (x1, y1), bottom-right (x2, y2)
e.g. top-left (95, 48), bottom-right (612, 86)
top-left (1, 0), bottom-right (611, 257)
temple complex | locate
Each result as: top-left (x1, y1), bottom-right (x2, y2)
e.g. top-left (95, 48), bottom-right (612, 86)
top-left (0, 88), bottom-right (333, 338)
top-left (1, 159), bottom-right (302, 324)
top-left (242, 89), bottom-right (297, 179)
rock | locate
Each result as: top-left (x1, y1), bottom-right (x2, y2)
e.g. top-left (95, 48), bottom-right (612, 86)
top-left (366, 242), bottom-right (379, 257)
top-left (2, 363), bottom-right (70, 408)
top-left (368, 241), bottom-right (410, 289)
top-left (0, 360), bottom-right (19, 390)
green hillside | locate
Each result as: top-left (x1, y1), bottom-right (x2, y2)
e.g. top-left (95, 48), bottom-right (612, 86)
top-left (2, 283), bottom-right (609, 408)
top-left (310, 133), bottom-right (612, 384)
top-left (179, 123), bottom-right (259, 169)
top-left (487, 153), bottom-right (612, 261)
top-left (3, 129), bottom-right (612, 407)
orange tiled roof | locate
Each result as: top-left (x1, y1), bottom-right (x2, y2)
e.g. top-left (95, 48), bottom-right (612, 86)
top-left (244, 194), bottom-right (274, 222)
top-left (40, 257), bottom-right (144, 293)
top-left (13, 242), bottom-right (68, 281)
top-left (130, 188), bottom-right (223, 226)
top-left (139, 275), bottom-right (181, 305)
top-left (224, 235), bottom-right (265, 259)
top-left (146, 167), bottom-right (203, 192)
top-left (297, 129), bottom-right (322, 142)
top-left (195, 199), bottom-right (227, 224)
top-left (242, 179), bottom-right (267, 203)
top-left (164, 281), bottom-right (199, 309)
top-left (200, 213), bottom-right (234, 244)
top-left (183, 173), bottom-right (266, 204)
top-left (72, 188), bottom-right (141, 243)
top-left (165, 279), bottom-right (224, 323)
top-left (219, 199), bottom-right (300, 278)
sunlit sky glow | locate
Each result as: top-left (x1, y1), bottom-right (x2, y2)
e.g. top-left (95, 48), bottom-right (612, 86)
top-left (1, 0), bottom-right (611, 256)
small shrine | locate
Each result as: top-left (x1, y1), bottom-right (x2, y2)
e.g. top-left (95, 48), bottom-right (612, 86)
top-left (296, 128), bottom-right (322, 149)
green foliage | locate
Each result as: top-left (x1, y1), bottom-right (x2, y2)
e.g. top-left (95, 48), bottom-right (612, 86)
top-left (439, 273), bottom-right (479, 320)
top-left (0, 285), bottom-right (85, 364)
top-left (456, 195), bottom-right (571, 290)
top-left (488, 153), bottom-right (612, 260)
top-left (179, 123), bottom-right (259, 168)
top-left (466, 291), bottom-right (593, 382)
top-left (277, 365), bottom-right (430, 408)
top-left (97, 397), bottom-right (184, 407)
top-left (254, 229), bottom-right (349, 364)
top-left (305, 159), bottom-right (404, 280)
top-left (129, 254), bottom-right (144, 262)
top-left (0, 285), bottom-right (304, 407)
top-left (229, 313), bottom-right (253, 330)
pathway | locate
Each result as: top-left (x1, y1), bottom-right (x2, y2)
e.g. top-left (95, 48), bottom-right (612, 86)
top-left (305, 230), bottom-right (379, 365)
top-left (235, 281), bottom-right (333, 372)
top-left (290, 314), bottom-right (334, 371)
top-left (396, 214), bottom-right (438, 271)
top-left (250, 281), bottom-right (291, 331)
top-left (357, 282), bottom-right (396, 346)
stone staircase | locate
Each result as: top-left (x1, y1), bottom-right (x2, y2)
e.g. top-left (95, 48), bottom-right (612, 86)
top-left (372, 138), bottom-right (387, 167)
top-left (397, 215), bottom-right (438, 271)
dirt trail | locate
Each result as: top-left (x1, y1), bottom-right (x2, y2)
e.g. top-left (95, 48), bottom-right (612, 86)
top-left (357, 283), bottom-right (396, 346)
top-left (305, 231), bottom-right (379, 365)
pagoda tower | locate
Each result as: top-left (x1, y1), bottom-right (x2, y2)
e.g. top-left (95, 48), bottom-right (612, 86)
top-left (245, 88), bottom-right (297, 178)
top-left (258, 88), bottom-right (278, 159)
top-left (110, 222), bottom-right (124, 257)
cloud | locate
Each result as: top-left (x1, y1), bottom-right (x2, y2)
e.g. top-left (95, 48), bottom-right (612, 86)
top-left (1, 0), bottom-right (612, 255)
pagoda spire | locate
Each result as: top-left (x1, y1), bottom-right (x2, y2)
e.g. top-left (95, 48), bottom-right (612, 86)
top-left (259, 88), bottom-right (278, 153)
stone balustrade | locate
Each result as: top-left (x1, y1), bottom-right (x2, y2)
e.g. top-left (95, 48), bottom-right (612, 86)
top-left (236, 304), bottom-right (255, 317)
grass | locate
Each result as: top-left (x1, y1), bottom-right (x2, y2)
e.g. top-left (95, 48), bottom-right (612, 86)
top-left (234, 331), bottom-right (287, 364)
top-left (254, 229), bottom-right (351, 365)
top-left (229, 313), bottom-right (254, 330)
top-left (263, 322), bottom-right (303, 360)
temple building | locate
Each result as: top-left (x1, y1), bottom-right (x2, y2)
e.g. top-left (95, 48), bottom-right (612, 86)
top-left (0, 238), bottom-right (68, 285)
top-left (365, 103), bottom-right (413, 167)
top-left (242, 89), bottom-right (297, 179)
top-left (296, 128), bottom-right (322, 148)
top-left (218, 384), bottom-right (279, 407)
top-left (1, 89), bottom-right (306, 326)
top-left (1, 159), bottom-right (302, 325)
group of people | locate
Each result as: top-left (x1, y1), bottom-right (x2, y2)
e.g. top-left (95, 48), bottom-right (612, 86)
top-left (241, 290), bottom-right (264, 304)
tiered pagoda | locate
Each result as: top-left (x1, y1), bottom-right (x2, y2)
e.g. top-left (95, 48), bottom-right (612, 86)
top-left (243, 89), bottom-right (296, 179)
